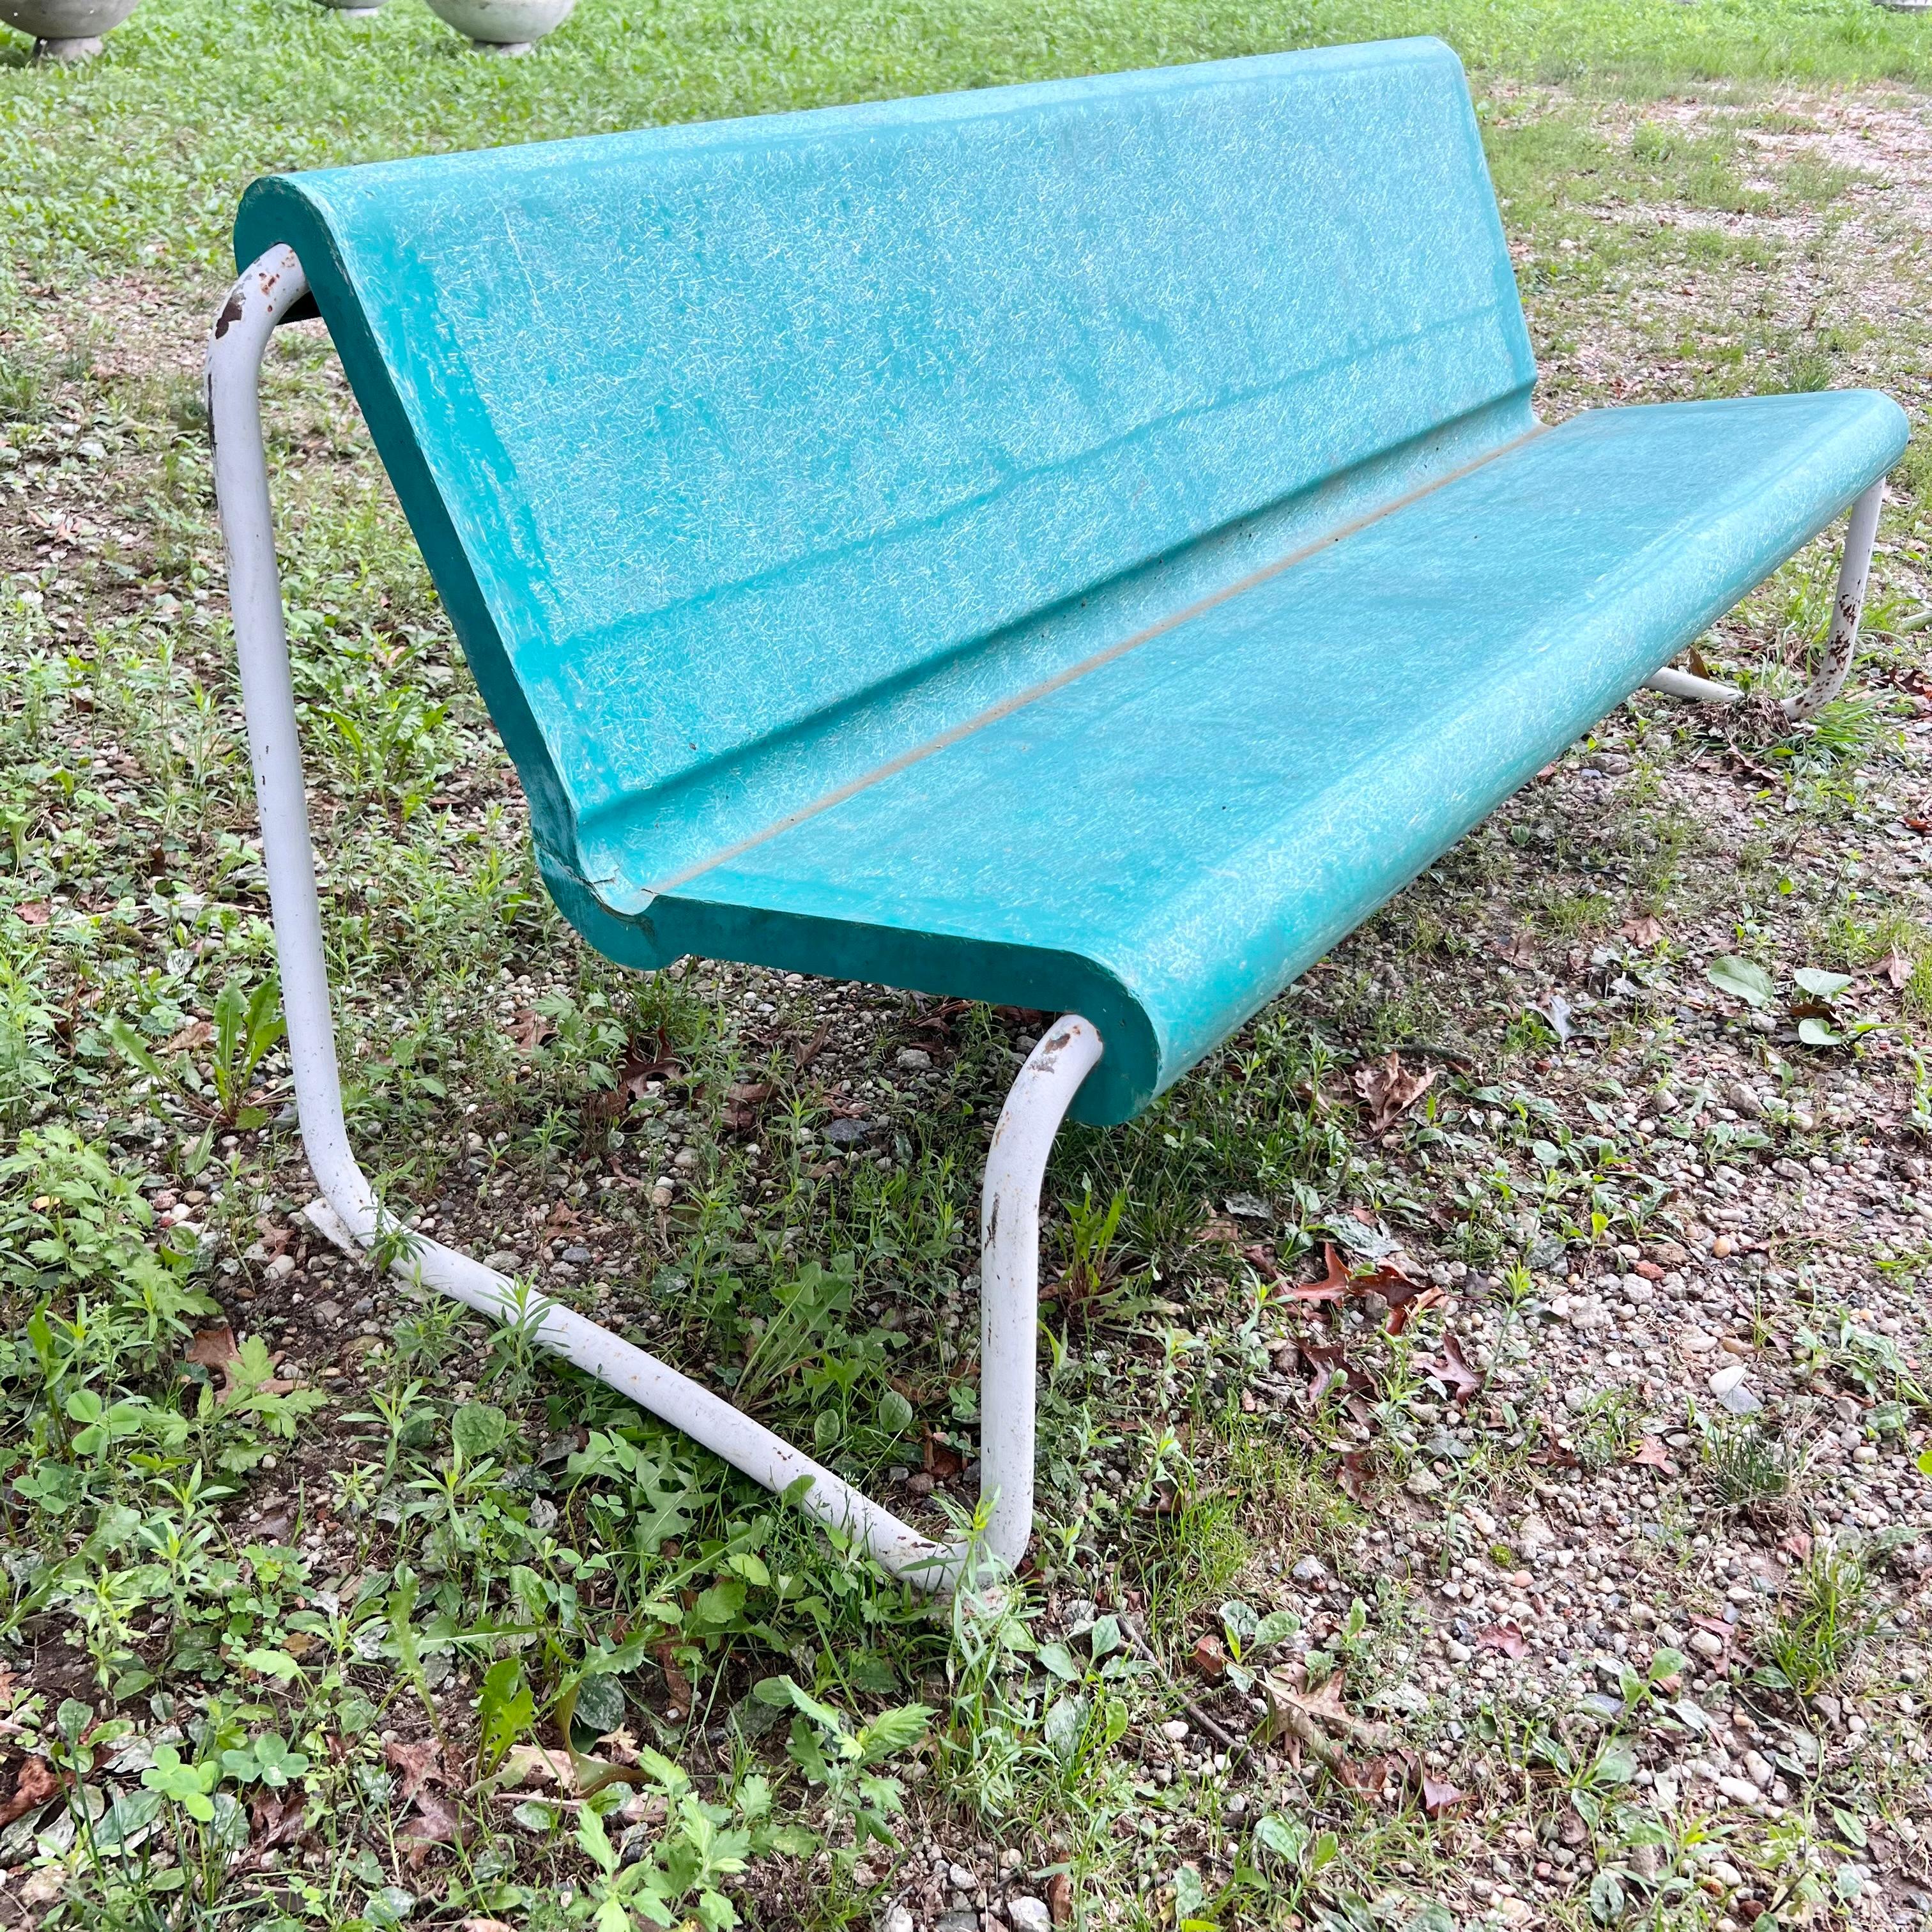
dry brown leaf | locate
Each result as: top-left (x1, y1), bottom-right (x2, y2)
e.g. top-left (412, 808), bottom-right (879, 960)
top-left (1476, 1623), bottom-right (1528, 1660)
top-left (652, 1640), bottom-right (694, 1715)
top-left (1883, 949), bottom-right (1915, 990)
top-left (0, 1756), bottom-right (59, 1825)
top-left (186, 1326), bottom-right (237, 1370)
top-left (1046, 1873), bottom-right (1075, 1927)
top-left (385, 1738), bottom-right (445, 1801)
top-left (1193, 1216), bottom-right (1243, 1246)
top-left (14, 902), bottom-right (49, 926)
top-left (1332, 1752), bottom-right (1401, 1798)
top-left (1190, 1634), bottom-right (1227, 1682)
top-left (723, 1080), bottom-right (774, 1130)
top-left (1289, 1242), bottom-right (1354, 1303)
top-left (1351, 1052), bottom-right (1438, 1137)
top-left (1349, 1259), bottom-right (1434, 1335)
top-left (1420, 1333), bottom-right (1482, 1404)
top-left (1632, 1437), bottom-right (1673, 1470)
top-left (249, 1791), bottom-right (307, 1851)
top-left (400, 1790), bottom-right (463, 1862)
top-left (1260, 1666), bottom-right (1386, 1753)
top-left (184, 1326), bottom-right (295, 1401)
top-left (1620, 916), bottom-right (1667, 947)
top-left (1422, 1775), bottom-right (1474, 1818)
top-left (510, 1008), bottom-right (555, 1054)
top-left (1301, 1340), bottom-right (1358, 1406)
top-left (502, 1744), bottom-right (575, 1790)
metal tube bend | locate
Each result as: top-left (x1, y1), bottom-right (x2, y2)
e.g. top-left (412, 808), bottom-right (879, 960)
top-left (208, 247), bottom-right (1103, 1593)
top-left (1640, 480), bottom-right (1885, 721)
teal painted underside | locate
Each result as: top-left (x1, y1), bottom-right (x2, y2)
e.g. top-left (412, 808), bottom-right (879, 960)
top-left (234, 39), bottom-right (1908, 1125)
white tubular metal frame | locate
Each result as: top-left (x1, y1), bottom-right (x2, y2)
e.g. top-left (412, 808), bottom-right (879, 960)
top-left (208, 245), bottom-right (1103, 1593)
top-left (1642, 480), bottom-right (1885, 723)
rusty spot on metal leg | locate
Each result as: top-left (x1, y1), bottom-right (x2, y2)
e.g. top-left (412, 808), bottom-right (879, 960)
top-left (213, 293), bottom-right (245, 340)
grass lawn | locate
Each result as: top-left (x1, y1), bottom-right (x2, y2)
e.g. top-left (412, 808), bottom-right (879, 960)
top-left (3, 1), bottom-right (1932, 1929)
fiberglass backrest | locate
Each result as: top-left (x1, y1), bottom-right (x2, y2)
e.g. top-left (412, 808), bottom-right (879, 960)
top-left (235, 36), bottom-right (1536, 877)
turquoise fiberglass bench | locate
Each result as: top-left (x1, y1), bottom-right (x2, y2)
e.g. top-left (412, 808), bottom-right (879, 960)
top-left (209, 38), bottom-right (1908, 1588)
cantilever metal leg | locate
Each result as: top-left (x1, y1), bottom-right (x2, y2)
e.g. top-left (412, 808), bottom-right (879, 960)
top-left (208, 244), bottom-right (1102, 1592)
top-left (1784, 479), bottom-right (1883, 722)
top-left (1641, 480), bottom-right (1884, 723)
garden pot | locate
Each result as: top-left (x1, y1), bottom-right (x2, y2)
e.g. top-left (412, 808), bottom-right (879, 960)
top-left (0, 0), bottom-right (141, 59)
top-left (316, 0), bottom-right (390, 16)
top-left (422, 0), bottom-right (574, 52)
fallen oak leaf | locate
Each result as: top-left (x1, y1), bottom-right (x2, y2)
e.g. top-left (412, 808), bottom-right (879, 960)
top-left (1422, 1775), bottom-right (1475, 1819)
top-left (249, 1791), bottom-right (307, 1853)
top-left (1351, 1052), bottom-right (1438, 1137)
top-left (0, 1756), bottom-right (60, 1825)
top-left (1347, 1259), bottom-right (1434, 1335)
top-left (185, 1325), bottom-right (237, 1372)
top-left (1287, 1242), bottom-right (1354, 1303)
top-left (1332, 1752), bottom-right (1403, 1800)
top-left (651, 1639), bottom-right (694, 1715)
top-left (399, 1790), bottom-right (463, 1862)
top-left (1883, 949), bottom-right (1914, 991)
top-left (1192, 1215), bottom-right (1244, 1246)
top-left (1190, 1634), bottom-right (1227, 1682)
top-left (1632, 1437), bottom-right (1674, 1470)
top-left (384, 1738), bottom-right (445, 1802)
top-left (1420, 1333), bottom-right (1482, 1404)
top-left (1689, 1614), bottom-right (1732, 1653)
top-left (1046, 1873), bottom-right (1075, 1926)
top-left (721, 1080), bottom-right (773, 1130)
top-left (1476, 1623), bottom-right (1528, 1660)
top-left (509, 1006), bottom-right (556, 1054)
top-left (1301, 1341), bottom-right (1355, 1406)
top-left (184, 1327), bottom-right (297, 1402)
top-left (1620, 915), bottom-right (1667, 947)
top-left (500, 1744), bottom-right (576, 1790)
top-left (1260, 1666), bottom-right (1388, 1751)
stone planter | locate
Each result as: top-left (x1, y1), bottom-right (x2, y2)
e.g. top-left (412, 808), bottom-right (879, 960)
top-left (316, 0), bottom-right (390, 17)
top-left (0, 0), bottom-right (141, 59)
top-left (422, 0), bottom-right (574, 52)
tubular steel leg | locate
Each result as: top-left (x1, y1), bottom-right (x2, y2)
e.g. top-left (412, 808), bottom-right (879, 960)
top-left (208, 246), bottom-right (1101, 1592)
top-left (1784, 479), bottom-right (1882, 723)
top-left (1641, 481), bottom-right (1885, 720)
top-left (978, 1016), bottom-right (1105, 1570)
top-left (1641, 664), bottom-right (1743, 705)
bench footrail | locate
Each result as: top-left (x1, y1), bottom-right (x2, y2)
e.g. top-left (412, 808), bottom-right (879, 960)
top-left (209, 247), bottom-right (1101, 1593)
top-left (1642, 479), bottom-right (1884, 721)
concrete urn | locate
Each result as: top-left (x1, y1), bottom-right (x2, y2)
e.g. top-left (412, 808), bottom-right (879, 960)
top-left (0, 0), bottom-right (142, 59)
top-left (422, 0), bottom-right (575, 51)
